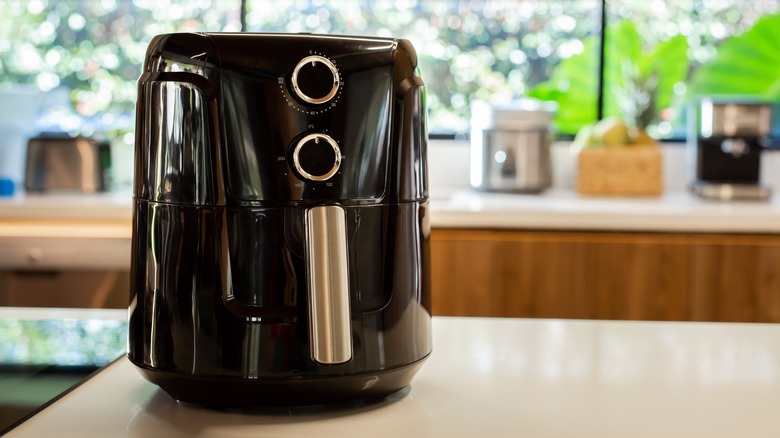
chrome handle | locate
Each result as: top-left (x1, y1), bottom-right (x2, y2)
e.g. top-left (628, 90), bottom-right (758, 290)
top-left (305, 205), bottom-right (352, 364)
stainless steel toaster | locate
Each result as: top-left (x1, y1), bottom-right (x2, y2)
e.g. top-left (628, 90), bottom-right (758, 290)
top-left (24, 135), bottom-right (111, 193)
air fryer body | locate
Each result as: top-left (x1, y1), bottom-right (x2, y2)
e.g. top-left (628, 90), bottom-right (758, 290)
top-left (128, 33), bottom-right (431, 407)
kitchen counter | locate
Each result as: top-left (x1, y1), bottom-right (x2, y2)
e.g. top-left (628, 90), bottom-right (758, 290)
top-left (0, 191), bottom-right (132, 269)
top-left (2, 188), bottom-right (780, 270)
top-left (432, 188), bottom-right (780, 233)
top-left (6, 315), bottom-right (780, 437)
top-left (4, 188), bottom-right (780, 232)
top-left (4, 140), bottom-right (780, 236)
top-left (0, 190), bottom-right (133, 221)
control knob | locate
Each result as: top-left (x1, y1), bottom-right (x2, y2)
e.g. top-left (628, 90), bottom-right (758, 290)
top-left (291, 55), bottom-right (340, 105)
top-left (292, 133), bottom-right (342, 181)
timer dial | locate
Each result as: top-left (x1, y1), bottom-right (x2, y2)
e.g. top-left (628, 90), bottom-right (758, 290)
top-left (291, 55), bottom-right (340, 105)
top-left (292, 133), bottom-right (342, 181)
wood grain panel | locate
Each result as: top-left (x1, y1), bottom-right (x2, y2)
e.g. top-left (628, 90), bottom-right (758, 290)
top-left (755, 243), bottom-right (780, 322)
top-left (430, 230), bottom-right (498, 316)
top-left (690, 236), bottom-right (780, 322)
top-left (496, 235), bottom-right (591, 319)
top-left (494, 232), bottom-right (688, 320)
top-left (588, 239), bottom-right (688, 321)
top-left (430, 229), bottom-right (780, 322)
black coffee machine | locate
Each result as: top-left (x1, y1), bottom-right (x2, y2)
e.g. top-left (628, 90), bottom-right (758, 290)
top-left (690, 98), bottom-right (773, 200)
top-left (128, 33), bottom-right (431, 407)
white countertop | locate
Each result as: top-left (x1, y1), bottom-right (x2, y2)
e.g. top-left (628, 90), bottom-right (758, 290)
top-left (0, 306), bottom-right (127, 320)
top-left (0, 192), bottom-right (132, 269)
top-left (0, 185), bottom-right (776, 279)
top-left (7, 316), bottom-right (780, 437)
top-left (431, 188), bottom-right (780, 233)
top-left (2, 188), bottom-right (780, 269)
top-left (3, 188), bottom-right (780, 234)
top-left (0, 190), bottom-right (133, 221)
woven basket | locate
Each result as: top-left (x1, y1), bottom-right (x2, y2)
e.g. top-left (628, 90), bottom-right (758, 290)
top-left (577, 147), bottom-right (662, 196)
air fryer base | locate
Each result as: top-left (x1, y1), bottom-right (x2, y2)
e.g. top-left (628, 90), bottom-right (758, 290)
top-left (130, 355), bottom-right (429, 408)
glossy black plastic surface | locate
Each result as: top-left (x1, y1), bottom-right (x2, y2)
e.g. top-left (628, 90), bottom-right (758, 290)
top-left (134, 358), bottom-right (427, 408)
top-left (129, 200), bottom-right (431, 373)
top-left (129, 33), bottom-right (431, 406)
top-left (696, 137), bottom-right (762, 182)
top-left (134, 33), bottom-right (427, 206)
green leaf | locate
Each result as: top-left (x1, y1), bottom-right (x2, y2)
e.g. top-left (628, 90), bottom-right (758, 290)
top-left (688, 13), bottom-right (780, 99)
top-left (602, 20), bottom-right (639, 118)
top-left (603, 20), bottom-right (689, 122)
top-left (763, 78), bottom-right (780, 100)
top-left (528, 36), bottom-right (599, 134)
top-left (646, 35), bottom-right (689, 110)
top-left (530, 19), bottom-right (690, 134)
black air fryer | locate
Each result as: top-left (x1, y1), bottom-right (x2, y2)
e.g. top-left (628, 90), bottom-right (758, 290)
top-left (128, 33), bottom-right (431, 407)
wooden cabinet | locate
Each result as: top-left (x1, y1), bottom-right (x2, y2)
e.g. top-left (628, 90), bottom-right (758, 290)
top-left (689, 236), bottom-right (780, 323)
top-left (430, 232), bottom-right (498, 317)
top-left (430, 229), bottom-right (780, 322)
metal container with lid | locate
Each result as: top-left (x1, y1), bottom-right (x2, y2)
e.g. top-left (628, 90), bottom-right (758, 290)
top-left (470, 99), bottom-right (556, 193)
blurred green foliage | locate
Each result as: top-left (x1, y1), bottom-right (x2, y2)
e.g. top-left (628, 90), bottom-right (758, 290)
top-left (245, 0), bottom-right (600, 134)
top-left (0, 318), bottom-right (126, 366)
top-left (0, 0), bottom-right (239, 133)
top-left (530, 20), bottom-right (689, 135)
top-left (687, 12), bottom-right (780, 100)
top-left (0, 0), bottom-right (777, 137)
top-left (526, 37), bottom-right (599, 135)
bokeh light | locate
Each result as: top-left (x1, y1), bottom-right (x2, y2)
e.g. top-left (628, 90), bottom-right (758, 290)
top-left (0, 0), bottom-right (776, 137)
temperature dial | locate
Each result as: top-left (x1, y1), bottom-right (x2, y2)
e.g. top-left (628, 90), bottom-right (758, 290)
top-left (292, 133), bottom-right (342, 181)
top-left (291, 55), bottom-right (340, 105)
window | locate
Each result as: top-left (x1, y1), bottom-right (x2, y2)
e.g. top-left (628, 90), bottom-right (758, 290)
top-left (603, 0), bottom-right (780, 140)
top-left (0, 0), bottom-right (779, 187)
top-left (0, 0), bottom-right (239, 185)
top-left (0, 0), bottom-right (240, 134)
top-left (245, 0), bottom-right (601, 136)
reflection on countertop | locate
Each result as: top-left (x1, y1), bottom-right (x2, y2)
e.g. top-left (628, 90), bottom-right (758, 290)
top-left (0, 307), bottom-right (127, 435)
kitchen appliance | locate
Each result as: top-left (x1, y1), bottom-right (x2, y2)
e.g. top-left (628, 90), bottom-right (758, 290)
top-left (128, 33), bottom-right (431, 407)
top-left (24, 134), bottom-right (111, 193)
top-left (470, 99), bottom-right (555, 193)
top-left (689, 99), bottom-right (773, 200)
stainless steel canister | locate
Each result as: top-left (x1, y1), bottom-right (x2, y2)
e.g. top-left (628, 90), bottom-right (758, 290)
top-left (470, 99), bottom-right (555, 193)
